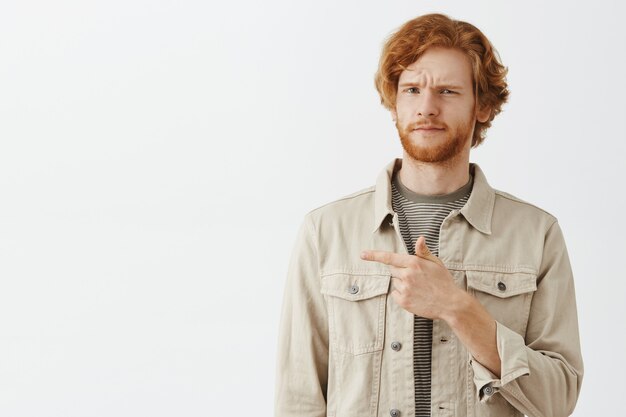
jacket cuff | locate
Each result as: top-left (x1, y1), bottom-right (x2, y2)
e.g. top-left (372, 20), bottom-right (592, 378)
top-left (470, 321), bottom-right (530, 402)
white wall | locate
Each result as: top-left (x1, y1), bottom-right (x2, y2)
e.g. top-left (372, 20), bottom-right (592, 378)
top-left (1, 1), bottom-right (624, 415)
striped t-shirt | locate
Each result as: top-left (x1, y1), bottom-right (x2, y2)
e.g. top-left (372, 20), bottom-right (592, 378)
top-left (391, 171), bottom-right (474, 417)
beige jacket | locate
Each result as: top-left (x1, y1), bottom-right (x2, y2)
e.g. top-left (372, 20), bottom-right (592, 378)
top-left (275, 159), bottom-right (583, 417)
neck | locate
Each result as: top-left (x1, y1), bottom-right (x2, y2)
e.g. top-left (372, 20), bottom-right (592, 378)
top-left (398, 151), bottom-right (470, 196)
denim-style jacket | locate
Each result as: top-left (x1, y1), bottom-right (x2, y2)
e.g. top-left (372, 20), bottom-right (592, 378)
top-left (275, 158), bottom-right (583, 417)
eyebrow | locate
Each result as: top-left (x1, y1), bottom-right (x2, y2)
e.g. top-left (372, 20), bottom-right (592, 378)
top-left (398, 82), bottom-right (465, 90)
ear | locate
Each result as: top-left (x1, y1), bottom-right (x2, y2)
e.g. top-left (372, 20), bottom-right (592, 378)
top-left (476, 105), bottom-right (491, 123)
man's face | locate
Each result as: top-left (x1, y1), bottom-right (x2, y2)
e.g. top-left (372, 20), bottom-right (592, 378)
top-left (391, 47), bottom-right (489, 163)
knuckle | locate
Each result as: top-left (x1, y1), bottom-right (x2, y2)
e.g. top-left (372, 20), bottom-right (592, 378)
top-left (404, 270), bottom-right (417, 282)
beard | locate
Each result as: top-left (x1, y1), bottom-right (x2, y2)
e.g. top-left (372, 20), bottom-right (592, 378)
top-left (396, 117), bottom-right (474, 164)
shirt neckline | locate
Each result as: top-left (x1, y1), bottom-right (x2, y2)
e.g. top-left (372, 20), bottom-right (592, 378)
top-left (392, 170), bottom-right (474, 204)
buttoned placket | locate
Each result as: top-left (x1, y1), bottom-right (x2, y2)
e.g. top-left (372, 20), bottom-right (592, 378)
top-left (382, 207), bottom-right (467, 416)
top-left (381, 212), bottom-right (415, 417)
top-left (432, 208), bottom-right (465, 416)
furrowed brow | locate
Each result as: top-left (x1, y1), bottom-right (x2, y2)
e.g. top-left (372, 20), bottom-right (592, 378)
top-left (398, 82), bottom-right (464, 90)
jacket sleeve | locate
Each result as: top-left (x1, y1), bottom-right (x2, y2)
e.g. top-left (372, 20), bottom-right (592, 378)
top-left (471, 220), bottom-right (584, 417)
top-left (274, 214), bottom-right (329, 417)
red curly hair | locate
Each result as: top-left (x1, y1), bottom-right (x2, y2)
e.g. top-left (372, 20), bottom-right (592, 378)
top-left (374, 13), bottom-right (509, 147)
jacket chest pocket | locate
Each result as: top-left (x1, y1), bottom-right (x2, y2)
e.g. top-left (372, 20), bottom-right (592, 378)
top-left (466, 270), bottom-right (537, 336)
top-left (321, 273), bottom-right (391, 355)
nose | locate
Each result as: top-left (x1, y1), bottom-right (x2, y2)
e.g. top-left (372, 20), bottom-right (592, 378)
top-left (416, 90), bottom-right (439, 118)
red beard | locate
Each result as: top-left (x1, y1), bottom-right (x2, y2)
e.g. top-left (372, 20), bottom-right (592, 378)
top-left (396, 117), bottom-right (474, 163)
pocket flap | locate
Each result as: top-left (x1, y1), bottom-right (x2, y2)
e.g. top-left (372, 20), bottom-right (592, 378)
top-left (321, 273), bottom-right (391, 301)
top-left (466, 271), bottom-right (537, 298)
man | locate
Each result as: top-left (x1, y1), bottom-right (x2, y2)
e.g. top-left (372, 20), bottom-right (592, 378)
top-left (275, 13), bottom-right (583, 417)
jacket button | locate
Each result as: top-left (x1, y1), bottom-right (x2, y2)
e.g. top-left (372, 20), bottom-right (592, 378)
top-left (391, 341), bottom-right (402, 351)
top-left (483, 385), bottom-right (494, 396)
top-left (390, 409), bottom-right (400, 417)
top-left (349, 284), bottom-right (359, 295)
top-left (497, 282), bottom-right (506, 291)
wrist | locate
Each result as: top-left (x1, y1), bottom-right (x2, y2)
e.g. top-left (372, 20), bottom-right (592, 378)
top-left (440, 289), bottom-right (473, 327)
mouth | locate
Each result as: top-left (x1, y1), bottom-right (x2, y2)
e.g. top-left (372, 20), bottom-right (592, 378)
top-left (413, 126), bottom-right (444, 131)
top-left (413, 127), bottom-right (445, 133)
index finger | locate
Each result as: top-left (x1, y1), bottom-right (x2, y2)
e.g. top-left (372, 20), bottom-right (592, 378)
top-left (360, 250), bottom-right (413, 267)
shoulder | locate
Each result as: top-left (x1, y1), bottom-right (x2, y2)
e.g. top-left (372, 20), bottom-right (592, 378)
top-left (492, 188), bottom-right (558, 225)
top-left (472, 162), bottom-right (558, 226)
top-left (301, 185), bottom-right (377, 233)
top-left (306, 185), bottom-right (375, 217)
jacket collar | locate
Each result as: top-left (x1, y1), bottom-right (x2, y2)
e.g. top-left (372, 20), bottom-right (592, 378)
top-left (372, 158), bottom-right (495, 235)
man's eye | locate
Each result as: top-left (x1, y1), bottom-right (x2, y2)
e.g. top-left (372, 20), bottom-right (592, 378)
top-left (441, 89), bottom-right (455, 94)
top-left (406, 87), bottom-right (419, 94)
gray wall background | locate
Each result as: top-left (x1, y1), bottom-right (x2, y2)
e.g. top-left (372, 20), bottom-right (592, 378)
top-left (1, 1), bottom-right (624, 415)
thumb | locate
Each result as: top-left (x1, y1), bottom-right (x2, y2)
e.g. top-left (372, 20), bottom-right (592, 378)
top-left (414, 236), bottom-right (442, 265)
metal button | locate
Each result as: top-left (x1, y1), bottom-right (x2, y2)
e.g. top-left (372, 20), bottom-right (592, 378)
top-left (497, 282), bottom-right (506, 291)
top-left (390, 409), bottom-right (400, 417)
top-left (349, 284), bottom-right (359, 295)
top-left (391, 341), bottom-right (402, 351)
top-left (483, 385), bottom-right (494, 396)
